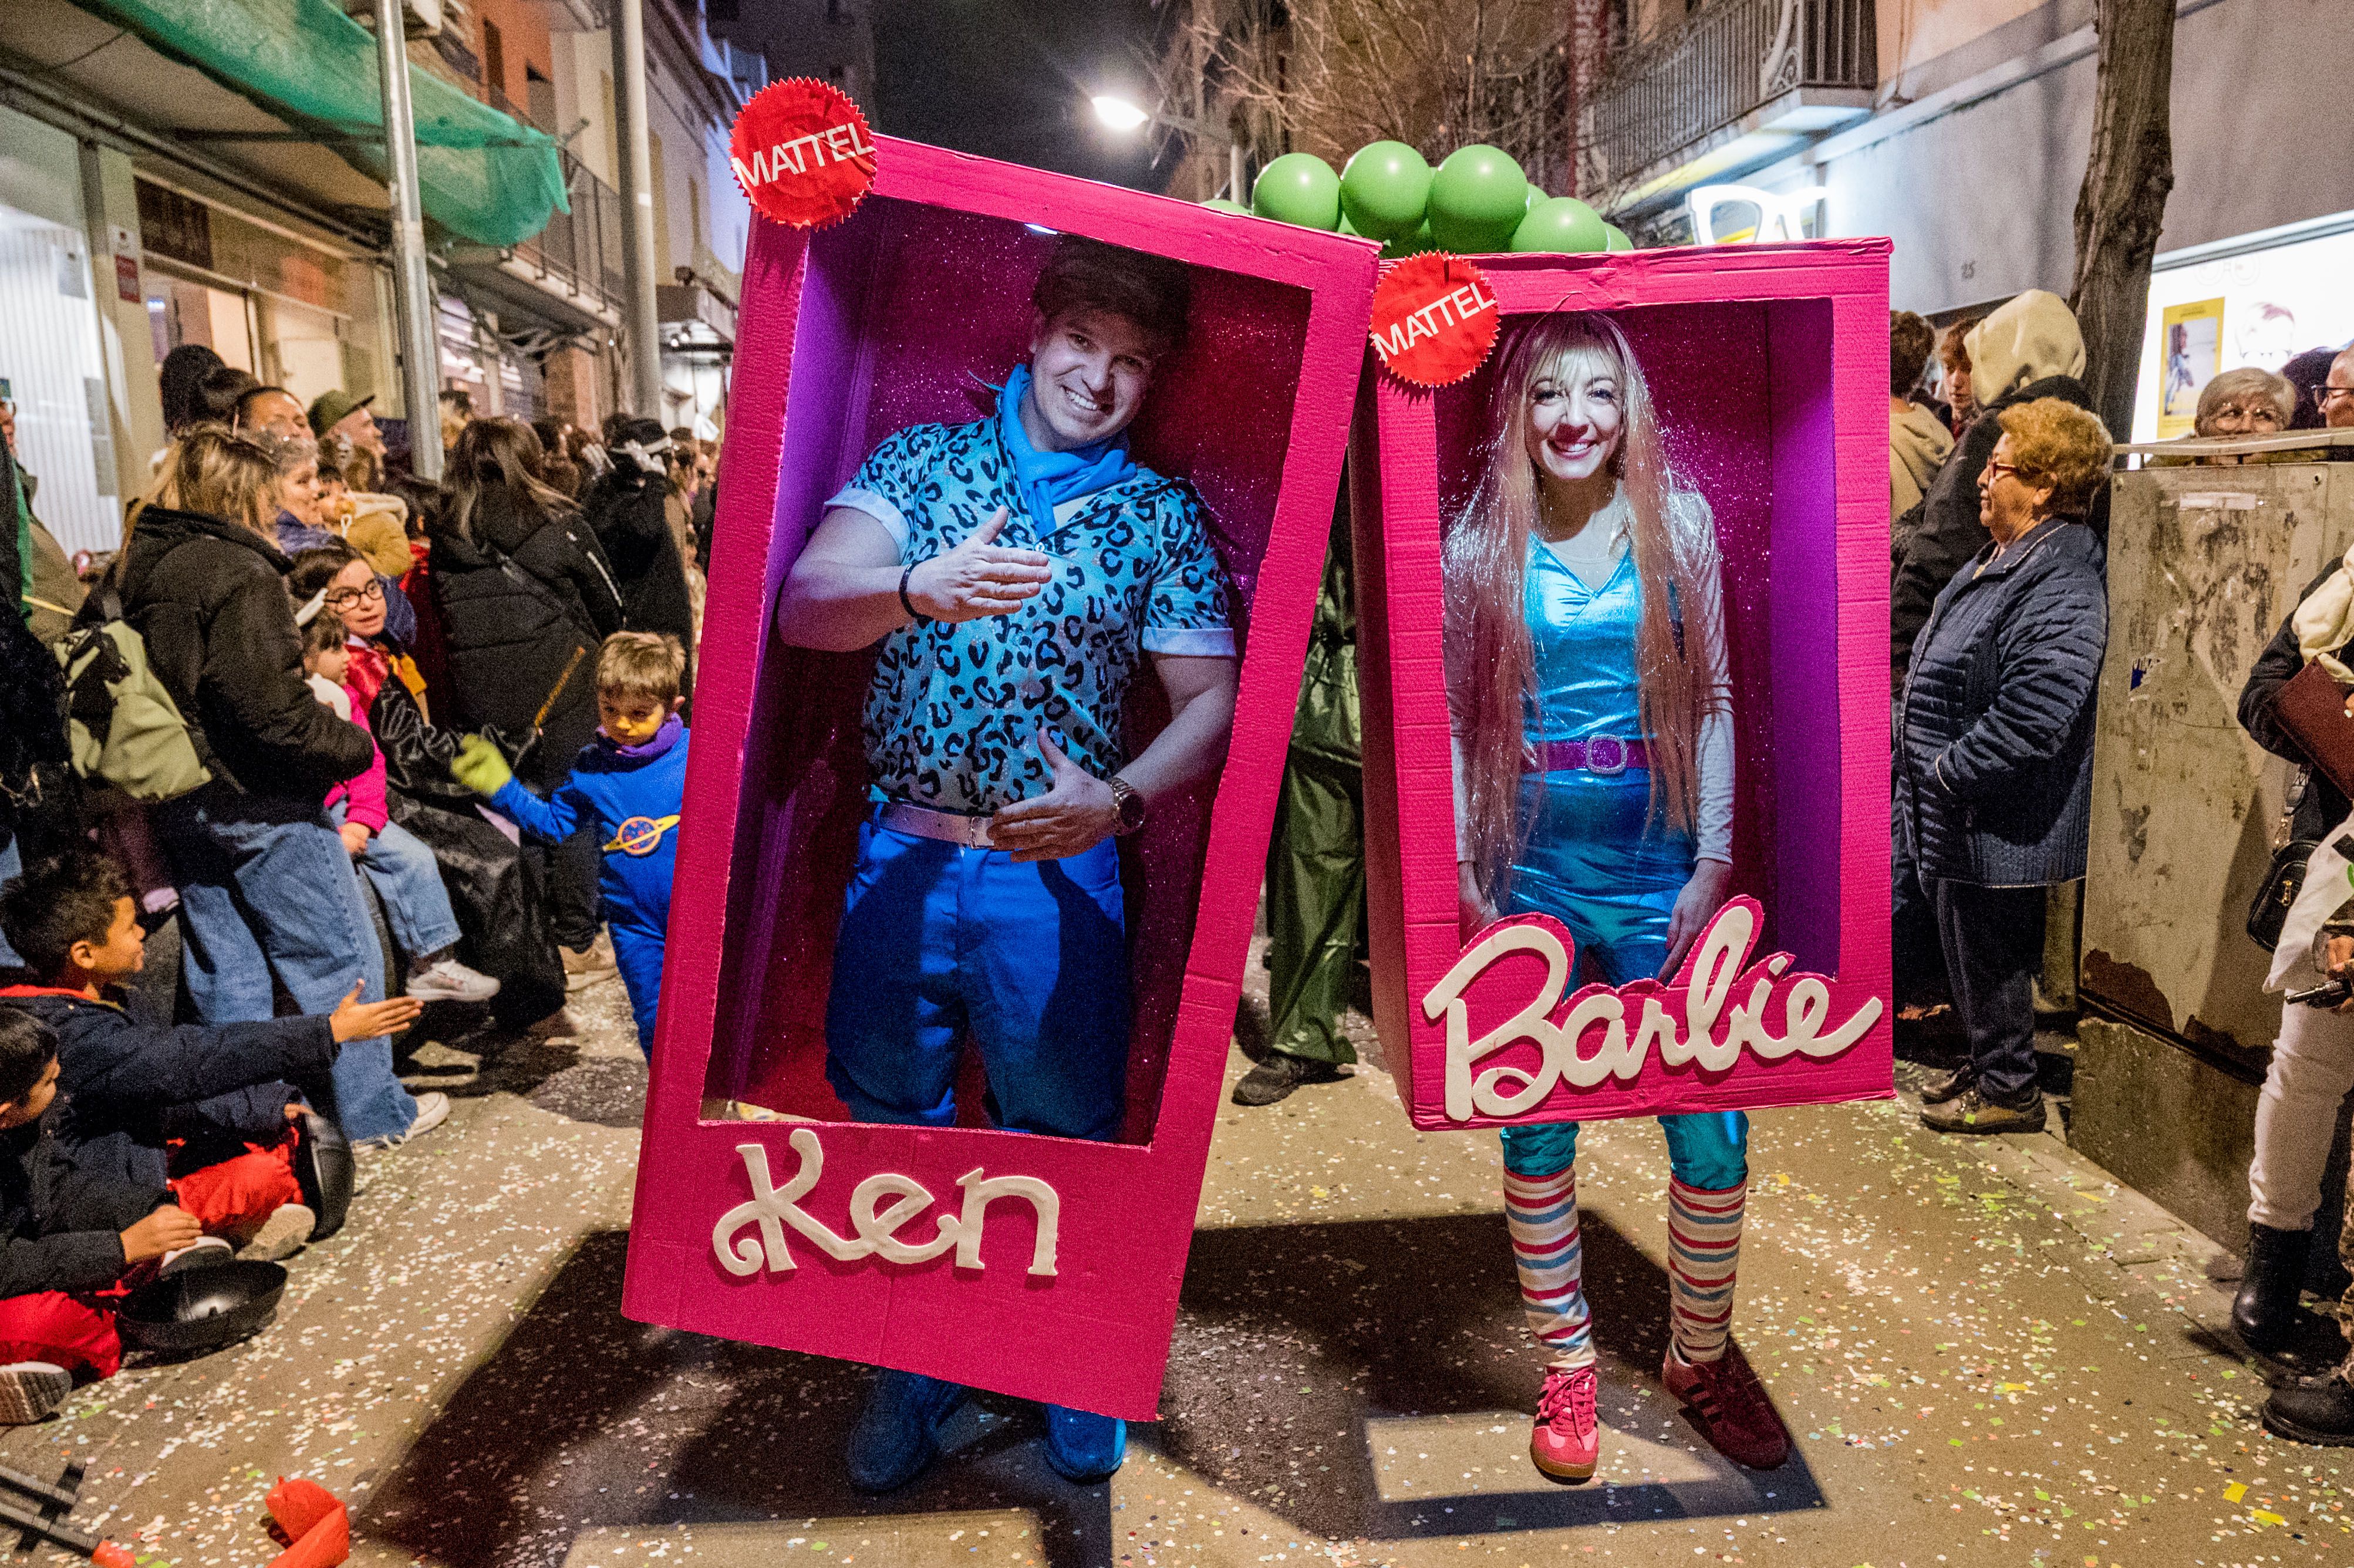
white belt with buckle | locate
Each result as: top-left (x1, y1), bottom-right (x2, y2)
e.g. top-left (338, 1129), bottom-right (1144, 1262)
top-left (877, 800), bottom-right (996, 849)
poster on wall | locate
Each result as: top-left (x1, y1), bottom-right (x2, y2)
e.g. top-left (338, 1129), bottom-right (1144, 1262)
top-left (1353, 241), bottom-right (1897, 1135)
top-left (619, 131), bottom-right (1379, 1422)
top-left (2156, 297), bottom-right (2225, 439)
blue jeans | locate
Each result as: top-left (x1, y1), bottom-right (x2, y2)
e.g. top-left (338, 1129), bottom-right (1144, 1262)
top-left (0, 835), bottom-right (21, 970)
top-left (823, 815), bottom-right (1129, 1141)
top-left (328, 804), bottom-right (461, 962)
top-left (1501, 1112), bottom-right (1750, 1189)
top-left (158, 785), bottom-right (417, 1142)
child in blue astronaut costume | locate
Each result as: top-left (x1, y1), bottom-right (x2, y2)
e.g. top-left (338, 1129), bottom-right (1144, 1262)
top-left (451, 632), bottom-right (689, 1054)
top-left (1447, 313), bottom-right (1790, 1486)
top-left (772, 236), bottom-right (1240, 1494)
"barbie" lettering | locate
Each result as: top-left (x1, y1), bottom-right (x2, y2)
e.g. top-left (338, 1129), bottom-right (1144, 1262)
top-left (1423, 897), bottom-right (1883, 1122)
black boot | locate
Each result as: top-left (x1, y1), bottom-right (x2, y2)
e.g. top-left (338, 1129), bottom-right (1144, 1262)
top-left (2232, 1222), bottom-right (2311, 1355)
top-left (2265, 1367), bottom-right (2354, 1445)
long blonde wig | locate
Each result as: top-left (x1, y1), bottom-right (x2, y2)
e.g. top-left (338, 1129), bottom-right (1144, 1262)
top-left (1445, 312), bottom-right (1719, 903)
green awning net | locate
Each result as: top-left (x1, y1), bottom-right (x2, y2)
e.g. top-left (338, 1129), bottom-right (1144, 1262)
top-left (73, 0), bottom-right (568, 248)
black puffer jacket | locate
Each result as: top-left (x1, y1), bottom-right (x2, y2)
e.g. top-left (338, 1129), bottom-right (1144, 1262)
top-left (1890, 373), bottom-right (2108, 677)
top-left (113, 505), bottom-right (372, 801)
top-left (0, 1100), bottom-right (161, 1300)
top-left (2239, 565), bottom-right (2352, 844)
top-left (1897, 517), bottom-right (2108, 886)
top-left (581, 454), bottom-right (694, 682)
top-left (427, 491), bottom-right (622, 788)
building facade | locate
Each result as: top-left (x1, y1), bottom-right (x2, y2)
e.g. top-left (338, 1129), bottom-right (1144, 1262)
top-left (0, 0), bottom-right (749, 559)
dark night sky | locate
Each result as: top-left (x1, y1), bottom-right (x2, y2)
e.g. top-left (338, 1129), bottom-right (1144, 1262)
top-left (870, 0), bottom-right (1177, 190)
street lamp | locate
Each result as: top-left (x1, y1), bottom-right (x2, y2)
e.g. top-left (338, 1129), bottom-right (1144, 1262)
top-left (1088, 91), bottom-right (1245, 204)
top-left (1091, 95), bottom-right (1152, 133)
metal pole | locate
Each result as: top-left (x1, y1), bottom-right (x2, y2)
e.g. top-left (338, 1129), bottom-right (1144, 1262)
top-left (1229, 140), bottom-right (1245, 204)
top-left (611, 0), bottom-right (665, 419)
top-left (373, 0), bottom-right (441, 481)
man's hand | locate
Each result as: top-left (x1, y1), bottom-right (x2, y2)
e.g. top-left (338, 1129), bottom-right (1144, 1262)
top-left (1658, 858), bottom-right (1735, 981)
top-left (339, 821), bottom-right (372, 857)
top-left (451, 734), bottom-right (513, 795)
top-left (329, 979), bottom-right (424, 1041)
top-left (120, 1206), bottom-right (204, 1264)
top-left (989, 731), bottom-right (1121, 862)
top-left (905, 508), bottom-right (1051, 625)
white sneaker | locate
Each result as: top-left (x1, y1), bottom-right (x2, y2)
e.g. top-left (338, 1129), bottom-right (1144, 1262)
top-left (238, 1202), bottom-right (317, 1262)
top-left (358, 1090), bottom-right (451, 1152)
top-left (158, 1235), bottom-right (234, 1276)
top-left (0, 1364), bottom-right (70, 1425)
top-left (405, 959), bottom-right (501, 1004)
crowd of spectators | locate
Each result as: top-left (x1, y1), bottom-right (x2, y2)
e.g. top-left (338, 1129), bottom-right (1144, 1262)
top-left (0, 345), bottom-right (716, 1421)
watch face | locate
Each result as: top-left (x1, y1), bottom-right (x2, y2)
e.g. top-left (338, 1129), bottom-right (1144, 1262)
top-left (1117, 783), bottom-right (1147, 831)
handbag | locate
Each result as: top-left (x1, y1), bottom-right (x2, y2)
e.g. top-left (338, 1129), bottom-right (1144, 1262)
top-left (2268, 660), bottom-right (2354, 799)
top-left (2250, 767), bottom-right (2317, 953)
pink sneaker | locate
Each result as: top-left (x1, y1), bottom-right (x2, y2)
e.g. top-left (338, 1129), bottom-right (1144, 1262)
top-left (1530, 1364), bottom-right (1600, 1482)
top-left (1662, 1344), bottom-right (1790, 1470)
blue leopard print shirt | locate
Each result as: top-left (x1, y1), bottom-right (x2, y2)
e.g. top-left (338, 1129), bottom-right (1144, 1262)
top-left (829, 416), bottom-right (1236, 814)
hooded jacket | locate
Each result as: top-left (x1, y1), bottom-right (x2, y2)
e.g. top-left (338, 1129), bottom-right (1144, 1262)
top-left (112, 505), bottom-right (373, 801)
top-left (0, 1100), bottom-right (164, 1300)
top-left (427, 489), bottom-right (622, 789)
top-left (1891, 291), bottom-right (2102, 677)
top-left (580, 449), bottom-right (696, 688)
top-left (0, 988), bottom-right (332, 1192)
top-left (1891, 399), bottom-right (1955, 520)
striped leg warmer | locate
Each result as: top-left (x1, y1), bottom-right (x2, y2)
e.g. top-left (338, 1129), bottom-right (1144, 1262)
top-left (1503, 1162), bottom-right (1594, 1370)
top-left (1667, 1177), bottom-right (1747, 1364)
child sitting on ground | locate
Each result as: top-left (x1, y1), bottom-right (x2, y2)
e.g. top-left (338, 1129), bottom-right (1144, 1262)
top-left (0, 851), bottom-right (423, 1263)
top-left (0, 1004), bottom-right (207, 1424)
top-left (298, 606), bottom-right (498, 1004)
top-left (452, 632), bottom-right (689, 1054)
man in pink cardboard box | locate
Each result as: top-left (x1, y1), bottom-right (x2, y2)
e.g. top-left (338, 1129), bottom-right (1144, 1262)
top-left (774, 235), bottom-right (1240, 1490)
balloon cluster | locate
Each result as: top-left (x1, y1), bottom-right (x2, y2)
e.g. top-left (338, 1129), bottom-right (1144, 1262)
top-left (1208, 143), bottom-right (1633, 257)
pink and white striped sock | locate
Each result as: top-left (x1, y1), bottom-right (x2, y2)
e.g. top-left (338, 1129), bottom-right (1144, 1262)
top-left (1667, 1177), bottom-right (1746, 1364)
top-left (1503, 1163), bottom-right (1594, 1371)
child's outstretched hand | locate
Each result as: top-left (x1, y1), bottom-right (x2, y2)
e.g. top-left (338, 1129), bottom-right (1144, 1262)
top-left (451, 734), bottom-right (513, 795)
top-left (120, 1205), bottom-right (203, 1263)
top-left (329, 980), bottom-right (424, 1042)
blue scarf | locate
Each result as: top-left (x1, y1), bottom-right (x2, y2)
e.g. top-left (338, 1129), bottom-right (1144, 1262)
top-left (997, 364), bottom-right (1137, 541)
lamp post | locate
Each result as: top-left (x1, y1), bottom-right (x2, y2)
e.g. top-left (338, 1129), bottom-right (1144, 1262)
top-left (373, 0), bottom-right (441, 480)
top-left (1091, 93), bottom-right (1245, 204)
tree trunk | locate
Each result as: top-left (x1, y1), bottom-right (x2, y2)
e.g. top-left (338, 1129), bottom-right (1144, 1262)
top-left (2067, 0), bottom-right (2176, 440)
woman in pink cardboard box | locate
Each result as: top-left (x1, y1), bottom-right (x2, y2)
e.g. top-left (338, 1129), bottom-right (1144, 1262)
top-left (1448, 313), bottom-right (1790, 1483)
top-left (771, 236), bottom-right (1239, 1492)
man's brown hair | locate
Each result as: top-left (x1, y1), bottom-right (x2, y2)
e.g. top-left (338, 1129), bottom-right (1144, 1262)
top-left (1890, 311), bottom-right (1935, 397)
top-left (1032, 235), bottom-right (1192, 357)
top-left (596, 630), bottom-right (686, 706)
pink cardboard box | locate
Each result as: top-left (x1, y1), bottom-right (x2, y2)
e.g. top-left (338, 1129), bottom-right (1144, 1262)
top-left (619, 137), bottom-right (1377, 1420)
top-left (1353, 240), bottom-right (1896, 1132)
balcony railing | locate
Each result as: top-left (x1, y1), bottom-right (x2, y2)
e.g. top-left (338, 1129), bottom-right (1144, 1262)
top-left (1582, 0), bottom-right (1876, 197)
top-left (510, 152), bottom-right (628, 313)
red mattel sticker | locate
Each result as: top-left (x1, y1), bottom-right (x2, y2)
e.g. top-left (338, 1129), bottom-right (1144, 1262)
top-left (729, 77), bottom-right (876, 230)
top-left (1368, 252), bottom-right (1500, 387)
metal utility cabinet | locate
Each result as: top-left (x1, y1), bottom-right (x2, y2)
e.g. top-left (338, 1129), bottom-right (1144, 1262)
top-left (2073, 457), bottom-right (2354, 1263)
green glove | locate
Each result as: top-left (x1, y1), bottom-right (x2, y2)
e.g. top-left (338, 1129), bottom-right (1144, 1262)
top-left (451, 733), bottom-right (513, 796)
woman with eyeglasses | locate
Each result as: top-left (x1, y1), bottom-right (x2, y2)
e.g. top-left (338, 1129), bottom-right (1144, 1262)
top-left (1896, 398), bottom-right (2112, 1139)
top-left (112, 426), bottom-right (446, 1147)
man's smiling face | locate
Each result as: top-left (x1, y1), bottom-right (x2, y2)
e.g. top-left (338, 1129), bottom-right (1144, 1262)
top-left (1024, 306), bottom-right (1161, 451)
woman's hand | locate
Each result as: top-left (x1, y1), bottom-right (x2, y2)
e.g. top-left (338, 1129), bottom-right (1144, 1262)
top-left (1658, 858), bottom-right (1734, 981)
top-left (1458, 863), bottom-right (1498, 943)
top-left (338, 821), bottom-right (372, 857)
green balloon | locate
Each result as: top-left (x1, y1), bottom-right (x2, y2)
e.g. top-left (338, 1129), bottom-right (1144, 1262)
top-left (1604, 224), bottom-right (1635, 252)
top-left (1427, 144), bottom-right (1526, 254)
top-left (1379, 218), bottom-right (1434, 261)
top-left (1202, 197), bottom-right (1252, 215)
top-left (1252, 152), bottom-right (1342, 230)
top-left (1338, 140), bottom-right (1432, 241)
top-left (1509, 195), bottom-right (1610, 254)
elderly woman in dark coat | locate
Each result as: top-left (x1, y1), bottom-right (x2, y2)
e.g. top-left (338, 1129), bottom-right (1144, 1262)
top-left (1896, 397), bottom-right (2113, 1137)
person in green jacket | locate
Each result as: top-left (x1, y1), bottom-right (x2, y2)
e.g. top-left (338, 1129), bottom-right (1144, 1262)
top-left (1234, 491), bottom-right (1365, 1107)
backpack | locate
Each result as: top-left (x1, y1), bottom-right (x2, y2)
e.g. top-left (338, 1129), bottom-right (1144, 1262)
top-left (50, 584), bottom-right (211, 812)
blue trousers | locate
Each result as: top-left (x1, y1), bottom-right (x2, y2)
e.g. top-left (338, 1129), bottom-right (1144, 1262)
top-left (0, 835), bottom-right (21, 970)
top-left (157, 785), bottom-right (417, 1142)
top-left (328, 804), bottom-right (461, 962)
top-left (824, 816), bottom-right (1129, 1141)
top-left (611, 919), bottom-right (665, 1057)
top-left (1498, 782), bottom-right (1747, 1189)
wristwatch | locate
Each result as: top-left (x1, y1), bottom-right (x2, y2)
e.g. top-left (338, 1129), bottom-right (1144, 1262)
top-left (1108, 774), bottom-right (1148, 836)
